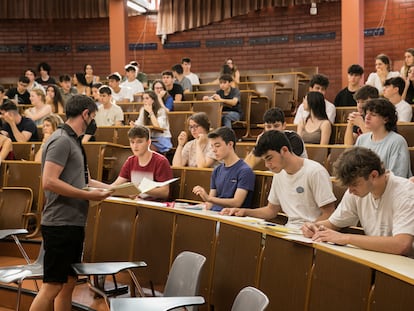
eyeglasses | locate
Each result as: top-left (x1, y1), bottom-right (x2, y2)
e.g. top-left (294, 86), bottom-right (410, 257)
top-left (188, 124), bottom-right (200, 131)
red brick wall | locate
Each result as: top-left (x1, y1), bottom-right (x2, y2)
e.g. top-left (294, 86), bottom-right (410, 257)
top-left (0, 0), bottom-right (412, 101)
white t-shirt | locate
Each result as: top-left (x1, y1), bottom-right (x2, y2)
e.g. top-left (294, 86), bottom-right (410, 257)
top-left (112, 86), bottom-right (134, 102)
top-left (329, 173), bottom-right (414, 257)
top-left (95, 103), bottom-right (124, 126)
top-left (185, 73), bottom-right (200, 85)
top-left (267, 159), bottom-right (336, 229)
top-left (293, 99), bottom-right (336, 124)
top-left (365, 71), bottom-right (400, 94)
top-left (121, 79), bottom-right (144, 95)
top-left (395, 99), bottom-right (413, 122)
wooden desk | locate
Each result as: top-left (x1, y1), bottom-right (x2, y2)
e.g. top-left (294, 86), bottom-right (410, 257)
top-left (83, 198), bottom-right (414, 311)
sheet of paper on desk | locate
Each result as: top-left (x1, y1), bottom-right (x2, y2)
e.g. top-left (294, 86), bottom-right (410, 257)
top-left (138, 177), bottom-right (179, 194)
top-left (283, 234), bottom-right (313, 244)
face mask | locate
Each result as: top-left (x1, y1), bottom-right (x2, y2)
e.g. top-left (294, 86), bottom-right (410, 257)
top-left (85, 119), bottom-right (97, 135)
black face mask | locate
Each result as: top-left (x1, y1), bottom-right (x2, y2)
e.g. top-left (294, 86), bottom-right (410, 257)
top-left (85, 119), bottom-right (97, 135)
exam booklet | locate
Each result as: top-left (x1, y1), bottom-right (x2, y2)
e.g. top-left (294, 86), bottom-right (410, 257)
top-left (110, 177), bottom-right (179, 197)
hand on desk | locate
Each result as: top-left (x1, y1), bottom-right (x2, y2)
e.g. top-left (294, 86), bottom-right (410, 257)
top-left (220, 207), bottom-right (245, 217)
top-left (302, 222), bottom-right (348, 245)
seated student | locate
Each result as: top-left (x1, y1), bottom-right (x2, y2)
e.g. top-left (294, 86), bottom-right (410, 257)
top-left (210, 64), bottom-right (237, 88)
top-left (302, 147), bottom-right (414, 257)
top-left (111, 126), bottom-right (173, 201)
top-left (171, 64), bottom-right (192, 93)
top-left (192, 127), bottom-right (255, 212)
top-left (245, 107), bottom-right (307, 169)
top-left (334, 64), bottom-right (364, 107)
top-left (294, 74), bottom-right (336, 124)
top-left (6, 76), bottom-right (31, 105)
top-left (46, 84), bottom-right (65, 114)
top-left (221, 130), bottom-right (336, 229)
top-left (202, 74), bottom-right (241, 129)
top-left (121, 64), bottom-right (144, 95)
top-left (383, 77), bottom-right (413, 122)
top-left (133, 91), bottom-right (172, 153)
top-left (59, 74), bottom-right (78, 106)
top-left (355, 98), bottom-right (411, 178)
top-left (162, 70), bottom-right (183, 103)
top-left (0, 99), bottom-right (39, 142)
top-left (24, 88), bottom-right (53, 126)
top-left (94, 86), bottom-right (124, 126)
top-left (152, 79), bottom-right (174, 111)
top-left (365, 54), bottom-right (400, 95)
top-left (181, 57), bottom-right (200, 85)
top-left (344, 85), bottom-right (379, 145)
top-left (297, 92), bottom-right (332, 145)
top-left (35, 62), bottom-right (57, 89)
top-left (0, 85), bottom-right (7, 106)
top-left (34, 114), bottom-right (63, 162)
top-left (403, 65), bottom-right (414, 104)
top-left (91, 82), bottom-right (103, 105)
top-left (107, 72), bottom-right (133, 103)
top-left (172, 112), bottom-right (216, 168)
top-left (129, 61), bottom-right (149, 89)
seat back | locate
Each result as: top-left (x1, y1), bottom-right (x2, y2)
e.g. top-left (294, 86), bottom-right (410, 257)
top-left (231, 286), bottom-right (269, 311)
top-left (163, 251), bottom-right (206, 298)
top-left (0, 187), bottom-right (33, 230)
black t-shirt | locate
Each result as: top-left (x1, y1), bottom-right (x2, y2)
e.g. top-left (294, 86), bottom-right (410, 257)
top-left (406, 83), bottom-right (414, 104)
top-left (5, 88), bottom-right (31, 104)
top-left (334, 87), bottom-right (357, 107)
top-left (35, 76), bottom-right (57, 88)
top-left (167, 83), bottom-right (184, 101)
top-left (2, 116), bottom-right (39, 142)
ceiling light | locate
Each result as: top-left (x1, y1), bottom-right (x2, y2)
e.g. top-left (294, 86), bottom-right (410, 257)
top-left (127, 0), bottom-right (147, 13)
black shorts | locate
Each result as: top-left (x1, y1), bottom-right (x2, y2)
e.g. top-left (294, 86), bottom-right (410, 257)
top-left (41, 225), bottom-right (85, 283)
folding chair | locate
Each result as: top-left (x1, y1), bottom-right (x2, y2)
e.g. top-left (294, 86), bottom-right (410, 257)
top-left (231, 286), bottom-right (269, 311)
top-left (110, 251), bottom-right (206, 311)
top-left (0, 229), bottom-right (44, 311)
top-left (72, 261), bottom-right (147, 310)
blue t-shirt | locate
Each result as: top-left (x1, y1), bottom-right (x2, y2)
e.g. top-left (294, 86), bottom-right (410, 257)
top-left (210, 159), bottom-right (255, 212)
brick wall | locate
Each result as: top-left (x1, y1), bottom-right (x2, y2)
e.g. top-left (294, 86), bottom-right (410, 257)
top-left (0, 0), bottom-right (412, 101)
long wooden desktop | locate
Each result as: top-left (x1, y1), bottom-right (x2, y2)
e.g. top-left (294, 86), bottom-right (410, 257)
top-left (83, 197), bottom-right (414, 311)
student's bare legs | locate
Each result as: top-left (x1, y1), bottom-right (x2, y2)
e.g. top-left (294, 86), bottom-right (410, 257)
top-left (54, 277), bottom-right (77, 311)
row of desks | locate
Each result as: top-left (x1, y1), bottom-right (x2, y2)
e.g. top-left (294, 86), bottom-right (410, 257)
top-left (84, 197), bottom-right (414, 311)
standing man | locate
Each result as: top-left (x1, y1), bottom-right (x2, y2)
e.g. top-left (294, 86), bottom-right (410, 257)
top-left (181, 57), bottom-right (200, 85)
top-left (334, 64), bottom-right (364, 107)
top-left (302, 147), bottom-right (414, 257)
top-left (192, 126), bottom-right (255, 212)
top-left (29, 95), bottom-right (112, 311)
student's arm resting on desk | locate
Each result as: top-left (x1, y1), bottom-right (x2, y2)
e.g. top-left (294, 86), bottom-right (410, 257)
top-left (43, 161), bottom-right (112, 201)
top-left (2, 112), bottom-right (32, 142)
top-left (211, 94), bottom-right (238, 106)
top-left (302, 219), bottom-right (414, 256)
top-left (221, 202), bottom-right (282, 219)
top-left (192, 186), bottom-right (248, 209)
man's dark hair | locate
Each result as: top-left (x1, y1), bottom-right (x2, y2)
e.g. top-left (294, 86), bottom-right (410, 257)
top-left (181, 57), bottom-right (191, 64)
top-left (171, 64), bottom-right (184, 75)
top-left (18, 76), bottom-right (30, 84)
top-left (254, 130), bottom-right (292, 157)
top-left (189, 112), bottom-right (210, 133)
top-left (91, 82), bottom-right (103, 89)
top-left (59, 74), bottom-right (72, 82)
top-left (363, 98), bottom-right (397, 132)
top-left (347, 64), bottom-right (364, 75)
top-left (384, 77), bottom-right (406, 96)
top-left (333, 146), bottom-right (385, 186)
top-left (0, 99), bottom-right (18, 112)
top-left (161, 70), bottom-right (174, 78)
top-left (354, 85), bottom-right (379, 101)
top-left (37, 62), bottom-right (51, 74)
top-left (208, 126), bottom-right (236, 150)
top-left (309, 74), bottom-right (329, 89)
top-left (98, 85), bottom-right (112, 95)
top-left (65, 95), bottom-right (97, 118)
top-left (128, 125), bottom-right (150, 140)
top-left (219, 74), bottom-right (233, 83)
top-left (263, 107), bottom-right (285, 124)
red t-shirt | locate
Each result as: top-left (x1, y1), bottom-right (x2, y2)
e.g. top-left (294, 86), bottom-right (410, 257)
top-left (119, 151), bottom-right (173, 185)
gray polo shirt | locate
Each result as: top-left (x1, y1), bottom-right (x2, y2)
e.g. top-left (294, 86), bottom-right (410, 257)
top-left (41, 125), bottom-right (89, 227)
